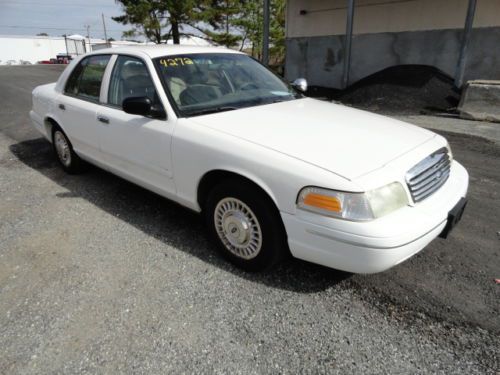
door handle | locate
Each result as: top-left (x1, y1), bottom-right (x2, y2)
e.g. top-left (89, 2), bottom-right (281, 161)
top-left (97, 115), bottom-right (109, 124)
top-left (58, 103), bottom-right (65, 110)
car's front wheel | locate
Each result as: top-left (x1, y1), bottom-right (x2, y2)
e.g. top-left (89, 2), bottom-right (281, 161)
top-left (52, 127), bottom-right (84, 174)
top-left (205, 179), bottom-right (288, 271)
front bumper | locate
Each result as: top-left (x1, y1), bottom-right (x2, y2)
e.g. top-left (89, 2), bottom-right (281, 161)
top-left (281, 161), bottom-right (469, 274)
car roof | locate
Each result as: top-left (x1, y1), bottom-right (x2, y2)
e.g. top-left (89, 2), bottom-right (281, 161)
top-left (90, 45), bottom-right (243, 59)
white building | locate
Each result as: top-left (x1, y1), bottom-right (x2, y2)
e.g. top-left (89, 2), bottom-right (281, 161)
top-left (0, 35), bottom-right (70, 64)
top-left (0, 34), bottom-right (213, 65)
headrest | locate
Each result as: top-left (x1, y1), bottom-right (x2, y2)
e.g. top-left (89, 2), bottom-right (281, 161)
top-left (121, 62), bottom-right (148, 79)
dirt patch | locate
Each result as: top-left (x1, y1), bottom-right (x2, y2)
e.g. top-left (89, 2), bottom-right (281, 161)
top-left (309, 65), bottom-right (461, 115)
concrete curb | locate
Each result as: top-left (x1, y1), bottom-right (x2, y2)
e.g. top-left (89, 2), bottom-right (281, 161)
top-left (458, 81), bottom-right (500, 123)
top-left (392, 114), bottom-right (500, 146)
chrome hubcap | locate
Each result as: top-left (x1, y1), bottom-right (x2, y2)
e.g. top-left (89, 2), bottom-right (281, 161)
top-left (54, 131), bottom-right (71, 167)
top-left (214, 197), bottom-right (262, 260)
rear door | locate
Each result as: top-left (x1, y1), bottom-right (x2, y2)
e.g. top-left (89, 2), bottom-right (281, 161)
top-left (96, 54), bottom-right (175, 196)
top-left (57, 54), bottom-right (111, 161)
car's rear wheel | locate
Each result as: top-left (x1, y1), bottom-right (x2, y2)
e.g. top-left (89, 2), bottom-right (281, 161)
top-left (205, 179), bottom-right (288, 271)
top-left (52, 127), bottom-right (84, 174)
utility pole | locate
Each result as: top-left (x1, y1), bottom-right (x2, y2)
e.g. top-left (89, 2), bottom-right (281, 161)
top-left (64, 34), bottom-right (68, 56)
top-left (85, 25), bottom-right (91, 52)
top-left (262, 0), bottom-right (270, 66)
top-left (102, 13), bottom-right (109, 47)
top-left (455, 0), bottom-right (477, 88)
top-left (342, 0), bottom-right (355, 89)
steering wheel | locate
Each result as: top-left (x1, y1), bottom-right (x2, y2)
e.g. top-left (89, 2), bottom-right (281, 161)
top-left (239, 82), bottom-right (259, 91)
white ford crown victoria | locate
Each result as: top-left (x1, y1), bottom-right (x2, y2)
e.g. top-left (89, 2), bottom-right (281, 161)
top-left (30, 46), bottom-right (469, 273)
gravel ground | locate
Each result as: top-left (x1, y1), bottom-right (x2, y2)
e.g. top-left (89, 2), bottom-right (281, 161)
top-left (0, 66), bottom-right (499, 374)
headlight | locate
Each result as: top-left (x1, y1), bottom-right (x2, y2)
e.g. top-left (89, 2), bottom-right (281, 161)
top-left (365, 182), bottom-right (409, 218)
top-left (297, 183), bottom-right (408, 221)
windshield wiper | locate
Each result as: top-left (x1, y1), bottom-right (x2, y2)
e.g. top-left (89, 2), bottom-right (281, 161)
top-left (185, 106), bottom-right (238, 117)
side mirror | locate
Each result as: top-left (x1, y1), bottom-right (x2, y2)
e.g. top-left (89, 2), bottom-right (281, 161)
top-left (122, 96), bottom-right (166, 119)
top-left (291, 78), bottom-right (308, 93)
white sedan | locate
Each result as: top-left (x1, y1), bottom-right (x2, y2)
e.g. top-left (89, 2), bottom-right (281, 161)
top-left (30, 46), bottom-right (468, 273)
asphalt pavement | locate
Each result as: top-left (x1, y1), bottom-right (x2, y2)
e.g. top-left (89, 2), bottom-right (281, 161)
top-left (0, 65), bottom-right (498, 374)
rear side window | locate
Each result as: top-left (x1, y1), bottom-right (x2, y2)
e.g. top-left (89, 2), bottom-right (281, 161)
top-left (65, 55), bottom-right (111, 102)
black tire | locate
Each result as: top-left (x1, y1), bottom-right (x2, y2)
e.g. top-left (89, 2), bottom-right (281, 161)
top-left (52, 126), bottom-right (84, 174)
top-left (205, 179), bottom-right (288, 271)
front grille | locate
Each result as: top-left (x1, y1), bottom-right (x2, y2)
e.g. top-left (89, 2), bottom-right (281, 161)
top-left (406, 147), bottom-right (451, 203)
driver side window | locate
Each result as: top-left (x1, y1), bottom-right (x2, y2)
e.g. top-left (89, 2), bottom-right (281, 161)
top-left (108, 55), bottom-right (160, 108)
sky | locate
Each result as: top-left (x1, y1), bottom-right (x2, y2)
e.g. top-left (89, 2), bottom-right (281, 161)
top-left (0, 0), bottom-right (135, 40)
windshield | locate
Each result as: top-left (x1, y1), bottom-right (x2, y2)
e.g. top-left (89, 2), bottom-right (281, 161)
top-left (154, 53), bottom-right (302, 117)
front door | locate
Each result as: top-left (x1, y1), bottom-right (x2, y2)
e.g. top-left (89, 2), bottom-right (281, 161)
top-left (96, 55), bottom-right (175, 196)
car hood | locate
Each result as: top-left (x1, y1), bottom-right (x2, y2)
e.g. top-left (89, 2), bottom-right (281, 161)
top-left (188, 98), bottom-right (435, 180)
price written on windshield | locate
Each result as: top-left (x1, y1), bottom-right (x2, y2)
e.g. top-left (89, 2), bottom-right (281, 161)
top-left (159, 58), bottom-right (194, 67)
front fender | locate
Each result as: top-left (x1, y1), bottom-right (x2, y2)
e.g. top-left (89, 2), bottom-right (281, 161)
top-left (171, 119), bottom-right (358, 213)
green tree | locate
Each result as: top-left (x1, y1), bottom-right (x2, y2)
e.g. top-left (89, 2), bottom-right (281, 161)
top-left (245, 0), bottom-right (285, 64)
top-left (113, 0), bottom-right (167, 43)
top-left (196, 0), bottom-right (243, 48)
top-left (113, 0), bottom-right (286, 64)
top-left (166, 0), bottom-right (198, 44)
top-left (233, 0), bottom-right (262, 55)
top-left (269, 0), bottom-right (286, 64)
top-left (113, 0), bottom-right (196, 44)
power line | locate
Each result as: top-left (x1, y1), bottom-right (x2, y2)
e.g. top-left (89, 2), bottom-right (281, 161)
top-left (0, 25), bottom-right (124, 32)
top-left (1, 1), bottom-right (117, 7)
